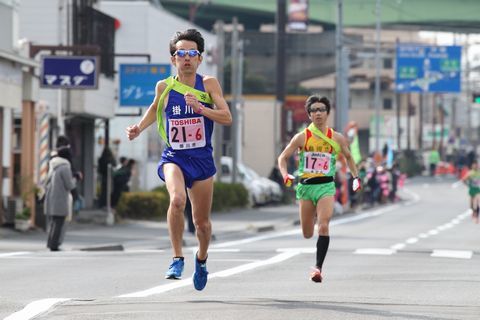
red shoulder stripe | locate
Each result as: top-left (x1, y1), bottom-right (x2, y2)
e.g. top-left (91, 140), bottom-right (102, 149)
top-left (304, 128), bottom-right (312, 150)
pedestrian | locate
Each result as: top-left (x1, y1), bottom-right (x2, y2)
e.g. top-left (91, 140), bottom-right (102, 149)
top-left (126, 29), bottom-right (232, 290)
top-left (277, 95), bottom-right (361, 283)
top-left (428, 147), bottom-right (440, 176)
top-left (111, 159), bottom-right (136, 209)
top-left (97, 147), bottom-right (116, 208)
top-left (44, 145), bottom-right (77, 251)
top-left (462, 159), bottom-right (480, 224)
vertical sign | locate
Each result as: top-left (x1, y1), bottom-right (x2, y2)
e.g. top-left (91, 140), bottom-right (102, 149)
top-left (288, 0), bottom-right (308, 31)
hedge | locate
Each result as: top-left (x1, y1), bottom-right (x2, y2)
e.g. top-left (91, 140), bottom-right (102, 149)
top-left (116, 182), bottom-right (249, 220)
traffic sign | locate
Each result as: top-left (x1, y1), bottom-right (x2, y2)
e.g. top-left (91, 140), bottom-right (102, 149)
top-left (119, 64), bottom-right (171, 107)
top-left (395, 45), bottom-right (461, 93)
top-left (41, 55), bottom-right (98, 89)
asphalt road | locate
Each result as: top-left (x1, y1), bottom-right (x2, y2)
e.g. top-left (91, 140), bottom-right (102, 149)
top-left (1, 176), bottom-right (479, 320)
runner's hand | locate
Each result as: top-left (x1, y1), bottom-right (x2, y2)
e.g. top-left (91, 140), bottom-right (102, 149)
top-left (352, 177), bottom-right (361, 192)
top-left (185, 92), bottom-right (201, 113)
top-left (283, 174), bottom-right (295, 187)
top-left (126, 124), bottom-right (140, 141)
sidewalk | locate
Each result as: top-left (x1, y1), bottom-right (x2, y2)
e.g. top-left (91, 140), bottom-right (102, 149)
top-left (0, 204), bottom-right (301, 253)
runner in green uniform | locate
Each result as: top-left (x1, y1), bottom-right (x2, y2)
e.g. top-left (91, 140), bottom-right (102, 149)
top-left (462, 160), bottom-right (480, 224)
top-left (278, 95), bottom-right (361, 282)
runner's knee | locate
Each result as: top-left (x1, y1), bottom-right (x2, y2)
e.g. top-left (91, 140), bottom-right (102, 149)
top-left (169, 193), bottom-right (186, 212)
top-left (317, 222), bottom-right (329, 235)
top-left (194, 220), bottom-right (211, 234)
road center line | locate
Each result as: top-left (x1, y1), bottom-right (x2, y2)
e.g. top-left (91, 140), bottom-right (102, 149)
top-left (0, 252), bottom-right (31, 258)
top-left (117, 251), bottom-right (300, 298)
top-left (4, 298), bottom-right (70, 320)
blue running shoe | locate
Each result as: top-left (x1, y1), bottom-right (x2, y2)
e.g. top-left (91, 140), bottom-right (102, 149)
top-left (165, 258), bottom-right (184, 279)
top-left (193, 254), bottom-right (209, 291)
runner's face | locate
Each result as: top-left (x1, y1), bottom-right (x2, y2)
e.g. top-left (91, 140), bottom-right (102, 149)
top-left (308, 102), bottom-right (328, 124)
top-left (171, 40), bottom-right (202, 74)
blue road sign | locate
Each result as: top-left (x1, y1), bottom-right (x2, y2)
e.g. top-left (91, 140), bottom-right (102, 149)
top-left (395, 45), bottom-right (461, 93)
top-left (119, 64), bottom-right (171, 107)
top-left (41, 56), bottom-right (98, 89)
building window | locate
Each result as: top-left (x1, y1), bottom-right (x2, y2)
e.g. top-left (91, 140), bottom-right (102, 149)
top-left (383, 98), bottom-right (393, 110)
top-left (383, 58), bottom-right (393, 69)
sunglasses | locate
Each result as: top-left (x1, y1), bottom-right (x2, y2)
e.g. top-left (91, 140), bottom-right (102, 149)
top-left (173, 49), bottom-right (201, 58)
top-left (309, 107), bottom-right (327, 113)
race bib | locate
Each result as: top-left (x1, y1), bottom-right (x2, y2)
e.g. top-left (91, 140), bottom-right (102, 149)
top-left (168, 117), bottom-right (206, 150)
top-left (303, 152), bottom-right (331, 174)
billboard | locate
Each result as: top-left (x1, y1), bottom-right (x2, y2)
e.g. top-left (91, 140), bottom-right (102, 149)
top-left (395, 45), bottom-right (461, 93)
top-left (119, 64), bottom-right (171, 107)
top-left (41, 56), bottom-right (98, 89)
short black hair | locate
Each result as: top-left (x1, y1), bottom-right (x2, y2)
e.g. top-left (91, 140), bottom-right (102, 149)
top-left (305, 95), bottom-right (331, 115)
top-left (56, 135), bottom-right (70, 148)
top-left (169, 29), bottom-right (205, 56)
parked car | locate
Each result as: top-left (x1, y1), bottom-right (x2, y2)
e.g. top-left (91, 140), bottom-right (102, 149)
top-left (220, 157), bottom-right (269, 206)
top-left (243, 166), bottom-right (283, 202)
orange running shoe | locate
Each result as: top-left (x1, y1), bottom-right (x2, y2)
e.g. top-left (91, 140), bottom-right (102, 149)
top-left (310, 267), bottom-right (322, 283)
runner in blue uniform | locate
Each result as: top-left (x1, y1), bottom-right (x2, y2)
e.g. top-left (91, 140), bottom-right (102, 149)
top-left (126, 29), bottom-right (232, 290)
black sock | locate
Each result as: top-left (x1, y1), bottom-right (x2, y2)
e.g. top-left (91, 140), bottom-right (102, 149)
top-left (196, 253), bottom-right (207, 264)
top-left (316, 235), bottom-right (330, 269)
top-left (173, 256), bottom-right (184, 261)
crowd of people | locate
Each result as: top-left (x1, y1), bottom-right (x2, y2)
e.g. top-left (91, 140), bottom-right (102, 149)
top-left (337, 160), bottom-right (405, 211)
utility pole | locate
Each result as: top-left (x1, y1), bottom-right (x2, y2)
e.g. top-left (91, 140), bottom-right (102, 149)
top-left (465, 35), bottom-right (472, 143)
top-left (275, 0), bottom-right (286, 159)
top-left (231, 17), bottom-right (239, 184)
top-left (335, 0), bottom-right (349, 133)
top-left (395, 38), bottom-right (401, 151)
top-left (214, 20), bottom-right (225, 181)
top-left (374, 0), bottom-right (382, 152)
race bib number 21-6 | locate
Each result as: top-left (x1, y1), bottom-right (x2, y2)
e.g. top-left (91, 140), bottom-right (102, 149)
top-left (168, 117), bottom-right (206, 150)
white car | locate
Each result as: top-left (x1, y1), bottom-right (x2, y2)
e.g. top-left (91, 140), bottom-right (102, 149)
top-left (243, 166), bottom-right (283, 202)
top-left (220, 156), bottom-right (269, 206)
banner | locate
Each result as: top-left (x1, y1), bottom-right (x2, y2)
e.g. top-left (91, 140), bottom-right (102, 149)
top-left (288, 0), bottom-right (308, 31)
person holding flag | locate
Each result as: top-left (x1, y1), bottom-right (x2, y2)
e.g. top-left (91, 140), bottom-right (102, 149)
top-left (126, 29), bottom-right (232, 291)
top-left (278, 95), bottom-right (361, 283)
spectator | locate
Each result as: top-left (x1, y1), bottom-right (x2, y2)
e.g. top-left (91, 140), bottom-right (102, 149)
top-left (44, 146), bottom-right (77, 251)
top-left (428, 148), bottom-right (440, 176)
top-left (111, 159), bottom-right (136, 208)
top-left (98, 147), bottom-right (116, 208)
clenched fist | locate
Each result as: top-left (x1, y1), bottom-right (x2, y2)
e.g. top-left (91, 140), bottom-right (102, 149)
top-left (126, 124), bottom-right (141, 141)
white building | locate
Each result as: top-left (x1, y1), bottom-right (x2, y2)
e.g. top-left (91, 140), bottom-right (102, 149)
top-left (100, 0), bottom-right (217, 191)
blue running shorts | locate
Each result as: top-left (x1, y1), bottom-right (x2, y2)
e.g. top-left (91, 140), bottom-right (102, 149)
top-left (157, 153), bottom-right (216, 189)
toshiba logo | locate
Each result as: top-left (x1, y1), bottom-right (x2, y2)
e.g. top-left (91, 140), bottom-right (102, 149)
top-left (170, 118), bottom-right (201, 126)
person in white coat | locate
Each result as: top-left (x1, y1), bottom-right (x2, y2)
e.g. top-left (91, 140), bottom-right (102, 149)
top-left (44, 147), bottom-right (76, 251)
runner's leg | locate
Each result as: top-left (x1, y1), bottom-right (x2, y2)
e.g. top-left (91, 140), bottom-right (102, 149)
top-left (299, 199), bottom-right (316, 238)
top-left (189, 177), bottom-right (214, 260)
top-left (163, 163), bottom-right (187, 258)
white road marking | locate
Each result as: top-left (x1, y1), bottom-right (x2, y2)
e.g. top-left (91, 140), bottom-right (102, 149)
top-left (0, 252), bottom-right (30, 258)
top-left (356, 206), bottom-right (472, 256)
top-left (118, 251), bottom-right (300, 298)
top-left (354, 248), bottom-right (396, 255)
top-left (188, 248), bottom-right (241, 253)
top-left (431, 250), bottom-right (473, 259)
top-left (451, 180), bottom-right (463, 189)
top-left (4, 298), bottom-right (70, 320)
top-left (277, 247), bottom-right (316, 253)
top-left (390, 243), bottom-right (406, 250)
top-left (406, 237), bottom-right (419, 244)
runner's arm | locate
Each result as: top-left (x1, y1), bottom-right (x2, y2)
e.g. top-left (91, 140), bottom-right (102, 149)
top-left (278, 133), bottom-right (304, 178)
top-left (189, 77), bottom-right (232, 125)
top-left (126, 81), bottom-right (167, 140)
